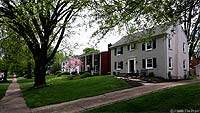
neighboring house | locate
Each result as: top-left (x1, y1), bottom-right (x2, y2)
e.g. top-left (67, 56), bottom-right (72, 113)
top-left (61, 57), bottom-right (81, 73)
top-left (190, 56), bottom-right (199, 75)
top-left (79, 44), bottom-right (111, 75)
top-left (195, 64), bottom-right (200, 76)
top-left (0, 72), bottom-right (4, 80)
top-left (61, 61), bottom-right (66, 72)
top-left (110, 25), bottom-right (189, 79)
top-left (190, 55), bottom-right (199, 68)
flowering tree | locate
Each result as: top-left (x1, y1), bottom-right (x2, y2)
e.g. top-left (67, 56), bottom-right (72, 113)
top-left (66, 58), bottom-right (82, 74)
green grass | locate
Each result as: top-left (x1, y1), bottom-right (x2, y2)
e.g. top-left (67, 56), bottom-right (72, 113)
top-left (85, 82), bottom-right (200, 113)
top-left (0, 82), bottom-right (10, 99)
top-left (18, 75), bottom-right (130, 108)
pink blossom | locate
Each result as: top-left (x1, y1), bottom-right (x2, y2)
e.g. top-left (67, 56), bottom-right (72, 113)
top-left (66, 57), bottom-right (82, 68)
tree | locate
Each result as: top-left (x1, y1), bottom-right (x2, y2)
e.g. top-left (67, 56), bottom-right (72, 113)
top-left (83, 47), bottom-right (99, 54)
top-left (66, 57), bottom-right (82, 74)
top-left (0, 59), bottom-right (9, 82)
top-left (26, 61), bottom-right (32, 79)
top-left (175, 0), bottom-right (200, 60)
top-left (91, 0), bottom-right (200, 61)
top-left (0, 0), bottom-right (90, 87)
top-left (47, 51), bottom-right (65, 74)
top-left (0, 27), bottom-right (33, 81)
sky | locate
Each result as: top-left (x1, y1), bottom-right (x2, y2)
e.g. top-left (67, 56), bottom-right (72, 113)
top-left (59, 14), bottom-right (127, 55)
top-left (71, 29), bottom-right (124, 55)
top-left (57, 8), bottom-right (128, 56)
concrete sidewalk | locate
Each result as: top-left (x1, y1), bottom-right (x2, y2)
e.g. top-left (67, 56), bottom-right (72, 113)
top-left (0, 77), bottom-right (31, 113)
top-left (31, 78), bottom-right (200, 113)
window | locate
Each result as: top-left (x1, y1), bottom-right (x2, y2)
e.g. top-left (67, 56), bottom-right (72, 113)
top-left (146, 41), bottom-right (153, 50)
top-left (128, 44), bottom-right (136, 51)
top-left (131, 44), bottom-right (136, 50)
top-left (117, 47), bottom-right (123, 55)
top-left (142, 43), bottom-right (145, 51)
top-left (169, 57), bottom-right (172, 68)
top-left (183, 43), bottom-right (186, 52)
top-left (94, 54), bottom-right (99, 61)
top-left (94, 65), bottom-right (99, 72)
top-left (183, 60), bottom-right (186, 69)
top-left (117, 61), bottom-right (123, 70)
top-left (143, 58), bottom-right (157, 69)
top-left (168, 38), bottom-right (172, 49)
top-left (146, 58), bottom-right (153, 69)
top-left (86, 56), bottom-right (92, 63)
top-left (81, 57), bottom-right (85, 62)
top-left (86, 65), bottom-right (90, 71)
top-left (142, 40), bottom-right (156, 51)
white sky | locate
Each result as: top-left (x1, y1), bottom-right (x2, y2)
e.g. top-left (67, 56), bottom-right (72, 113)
top-left (60, 11), bottom-right (127, 55)
top-left (68, 28), bottom-right (124, 55)
top-left (58, 9), bottom-right (129, 55)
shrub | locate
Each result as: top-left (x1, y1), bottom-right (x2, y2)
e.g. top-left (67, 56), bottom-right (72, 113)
top-left (79, 72), bottom-right (84, 75)
top-left (80, 74), bottom-right (92, 78)
top-left (168, 71), bottom-right (172, 80)
top-left (71, 72), bottom-right (80, 75)
top-left (55, 71), bottom-right (61, 75)
top-left (107, 72), bottom-right (111, 75)
top-left (56, 73), bottom-right (62, 77)
top-left (47, 74), bottom-right (55, 76)
top-left (73, 75), bottom-right (81, 80)
top-left (79, 71), bottom-right (89, 75)
top-left (140, 69), bottom-right (147, 77)
top-left (189, 74), bottom-right (197, 80)
top-left (56, 72), bottom-right (70, 77)
top-left (67, 75), bottom-right (81, 80)
top-left (80, 72), bottom-right (92, 78)
top-left (67, 75), bottom-right (74, 80)
top-left (82, 72), bottom-right (91, 75)
top-left (148, 72), bottom-right (155, 78)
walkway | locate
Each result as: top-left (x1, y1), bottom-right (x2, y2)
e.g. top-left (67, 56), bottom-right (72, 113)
top-left (0, 77), bottom-right (30, 113)
top-left (31, 78), bottom-right (200, 113)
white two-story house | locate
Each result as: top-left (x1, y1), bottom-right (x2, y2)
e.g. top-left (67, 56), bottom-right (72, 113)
top-left (110, 25), bottom-right (189, 79)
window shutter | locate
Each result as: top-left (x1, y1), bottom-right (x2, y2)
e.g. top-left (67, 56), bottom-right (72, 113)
top-left (114, 62), bottom-right (117, 69)
top-left (142, 59), bottom-right (146, 68)
top-left (127, 45), bottom-right (130, 51)
top-left (121, 61), bottom-right (123, 69)
top-left (153, 39), bottom-right (156, 49)
top-left (153, 58), bottom-right (157, 68)
top-left (133, 44), bottom-right (136, 49)
top-left (121, 47), bottom-right (123, 54)
top-left (114, 48), bottom-right (117, 55)
top-left (142, 43), bottom-right (145, 51)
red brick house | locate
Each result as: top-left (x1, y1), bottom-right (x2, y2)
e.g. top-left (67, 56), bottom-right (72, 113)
top-left (190, 55), bottom-right (200, 75)
top-left (79, 44), bottom-right (111, 75)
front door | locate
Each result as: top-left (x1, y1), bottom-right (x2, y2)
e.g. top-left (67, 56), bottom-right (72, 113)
top-left (128, 59), bottom-right (135, 73)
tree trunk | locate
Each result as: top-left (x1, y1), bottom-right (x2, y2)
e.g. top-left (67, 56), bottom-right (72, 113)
top-left (33, 57), bottom-right (47, 87)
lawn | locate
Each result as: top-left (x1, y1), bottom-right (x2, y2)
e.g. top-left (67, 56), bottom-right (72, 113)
top-left (84, 82), bottom-right (200, 113)
top-left (0, 82), bottom-right (10, 99)
top-left (18, 75), bottom-right (130, 108)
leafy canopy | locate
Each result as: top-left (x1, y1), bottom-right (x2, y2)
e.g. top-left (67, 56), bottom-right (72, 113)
top-left (83, 47), bottom-right (99, 54)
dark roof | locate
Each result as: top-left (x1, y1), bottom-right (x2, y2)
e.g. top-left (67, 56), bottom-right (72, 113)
top-left (110, 25), bottom-right (171, 48)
